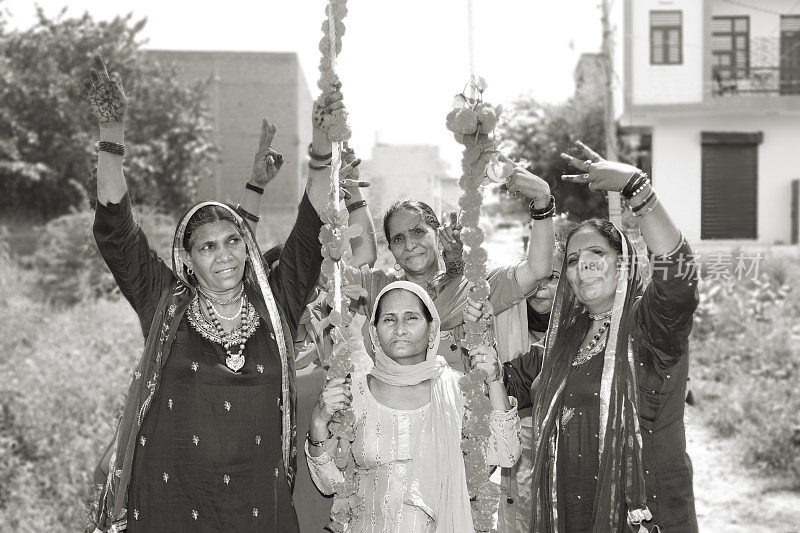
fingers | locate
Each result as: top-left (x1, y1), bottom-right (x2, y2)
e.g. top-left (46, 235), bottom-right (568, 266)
top-left (328, 100), bottom-right (345, 112)
top-left (270, 150), bottom-right (284, 172)
top-left (575, 140), bottom-right (602, 162)
top-left (463, 299), bottom-right (484, 322)
top-left (560, 173), bottom-right (591, 183)
top-left (89, 69), bottom-right (102, 86)
top-left (560, 153), bottom-right (592, 172)
top-left (260, 118), bottom-right (277, 148)
top-left (340, 157), bottom-right (361, 176)
top-left (500, 171), bottom-right (519, 193)
top-left (325, 90), bottom-right (344, 104)
top-left (92, 54), bottom-right (110, 81)
top-left (340, 179), bottom-right (369, 189)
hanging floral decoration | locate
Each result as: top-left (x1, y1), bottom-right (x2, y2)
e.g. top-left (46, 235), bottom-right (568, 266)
top-left (445, 77), bottom-right (513, 532)
top-left (315, 1), bottom-right (365, 530)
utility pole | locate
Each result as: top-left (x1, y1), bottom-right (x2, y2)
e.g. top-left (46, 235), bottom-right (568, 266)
top-left (601, 0), bottom-right (623, 227)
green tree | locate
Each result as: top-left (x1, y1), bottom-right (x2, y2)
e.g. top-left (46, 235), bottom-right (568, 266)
top-left (0, 8), bottom-right (216, 219)
top-left (498, 95), bottom-right (626, 221)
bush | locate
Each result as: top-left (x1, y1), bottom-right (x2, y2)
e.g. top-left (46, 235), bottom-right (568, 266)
top-left (691, 254), bottom-right (800, 487)
top-left (31, 206), bottom-right (174, 306)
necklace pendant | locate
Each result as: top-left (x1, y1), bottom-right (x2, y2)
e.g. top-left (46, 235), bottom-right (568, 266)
top-left (226, 353), bottom-right (245, 372)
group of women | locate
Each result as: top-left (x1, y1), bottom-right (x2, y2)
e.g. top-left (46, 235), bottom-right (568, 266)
top-left (88, 53), bottom-right (699, 533)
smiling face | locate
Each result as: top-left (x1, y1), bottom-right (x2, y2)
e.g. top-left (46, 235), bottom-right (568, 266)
top-left (386, 209), bottom-right (439, 276)
top-left (182, 220), bottom-right (247, 293)
top-left (527, 247), bottom-right (565, 314)
top-left (565, 227), bottom-right (619, 313)
top-left (374, 289), bottom-right (433, 366)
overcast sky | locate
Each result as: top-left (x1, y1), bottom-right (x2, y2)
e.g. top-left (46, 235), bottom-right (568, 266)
top-left (3, 0), bottom-right (613, 172)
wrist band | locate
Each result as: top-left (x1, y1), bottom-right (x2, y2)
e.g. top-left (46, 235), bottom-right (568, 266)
top-left (307, 431), bottom-right (327, 448)
top-left (245, 183), bottom-right (264, 195)
top-left (529, 195), bottom-right (555, 220)
top-left (633, 198), bottom-right (659, 218)
top-left (97, 141), bottom-right (126, 157)
top-left (236, 204), bottom-right (261, 223)
top-left (346, 199), bottom-right (367, 213)
top-left (628, 179), bottom-right (651, 199)
top-left (308, 143), bottom-right (332, 162)
top-left (622, 170), bottom-right (648, 199)
top-left (631, 191), bottom-right (656, 213)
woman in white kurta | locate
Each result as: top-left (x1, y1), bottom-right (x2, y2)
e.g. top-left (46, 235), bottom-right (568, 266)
top-left (306, 281), bottom-right (521, 532)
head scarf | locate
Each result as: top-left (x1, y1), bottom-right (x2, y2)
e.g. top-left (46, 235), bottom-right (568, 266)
top-left (529, 223), bottom-right (651, 532)
top-left (368, 281), bottom-right (473, 532)
top-left (96, 201), bottom-right (294, 530)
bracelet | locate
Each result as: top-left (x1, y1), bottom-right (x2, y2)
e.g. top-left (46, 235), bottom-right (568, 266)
top-left (346, 199), bottom-right (367, 213)
top-left (630, 191), bottom-right (656, 213)
top-left (236, 204), bottom-right (261, 223)
top-left (628, 179), bottom-right (651, 199)
top-left (245, 182), bottom-right (264, 195)
top-left (621, 171), bottom-right (648, 199)
top-left (308, 143), bottom-right (332, 162)
top-left (633, 197), bottom-right (659, 218)
top-left (529, 195), bottom-right (555, 220)
top-left (307, 431), bottom-right (327, 448)
top-left (97, 141), bottom-right (126, 157)
top-left (309, 161), bottom-right (331, 171)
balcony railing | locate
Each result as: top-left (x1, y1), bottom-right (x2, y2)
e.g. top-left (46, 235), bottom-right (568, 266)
top-left (712, 66), bottom-right (800, 96)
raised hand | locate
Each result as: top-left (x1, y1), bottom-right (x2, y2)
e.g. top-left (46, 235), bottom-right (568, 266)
top-left (339, 145), bottom-right (369, 201)
top-left (560, 140), bottom-right (640, 192)
top-left (251, 118), bottom-right (284, 187)
top-left (437, 211), bottom-right (464, 257)
top-left (469, 345), bottom-right (503, 384)
top-left (311, 376), bottom-right (352, 427)
top-left (84, 54), bottom-right (127, 125)
top-left (312, 82), bottom-right (345, 135)
top-left (498, 154), bottom-right (551, 206)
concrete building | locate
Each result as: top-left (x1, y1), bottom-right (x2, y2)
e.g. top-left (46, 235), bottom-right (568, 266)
top-left (620, 0), bottom-right (800, 244)
top-left (144, 50), bottom-right (313, 245)
top-left (360, 144), bottom-right (459, 236)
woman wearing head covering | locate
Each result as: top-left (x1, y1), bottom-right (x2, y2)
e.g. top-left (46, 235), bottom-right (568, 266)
top-left (342, 165), bottom-right (555, 372)
top-left (86, 55), bottom-right (337, 532)
top-left (470, 141), bottom-right (700, 532)
top-left (305, 281), bottom-right (522, 532)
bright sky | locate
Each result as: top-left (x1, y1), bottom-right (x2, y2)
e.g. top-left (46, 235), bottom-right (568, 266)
top-left (3, 0), bottom-right (608, 172)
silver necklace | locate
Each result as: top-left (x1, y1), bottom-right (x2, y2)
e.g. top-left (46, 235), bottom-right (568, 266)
top-left (208, 296), bottom-right (244, 321)
top-left (198, 284), bottom-right (243, 306)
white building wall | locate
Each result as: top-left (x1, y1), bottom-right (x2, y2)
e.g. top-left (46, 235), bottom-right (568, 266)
top-left (651, 115), bottom-right (799, 243)
top-left (631, 0), bottom-right (705, 105)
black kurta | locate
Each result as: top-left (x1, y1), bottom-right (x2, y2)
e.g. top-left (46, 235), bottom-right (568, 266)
top-left (94, 193), bottom-right (323, 532)
top-left (504, 240), bottom-right (700, 532)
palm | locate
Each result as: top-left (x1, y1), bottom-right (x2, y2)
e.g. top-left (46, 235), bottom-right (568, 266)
top-left (84, 55), bottom-right (127, 124)
top-left (252, 118), bottom-right (282, 186)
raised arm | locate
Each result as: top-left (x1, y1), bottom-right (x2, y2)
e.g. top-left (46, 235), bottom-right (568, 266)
top-left (237, 118), bottom-right (284, 233)
top-left (500, 161), bottom-right (555, 293)
top-left (340, 145), bottom-right (377, 267)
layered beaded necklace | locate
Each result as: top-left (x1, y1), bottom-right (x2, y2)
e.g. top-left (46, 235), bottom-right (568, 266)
top-left (186, 290), bottom-right (259, 372)
top-left (572, 309), bottom-right (613, 367)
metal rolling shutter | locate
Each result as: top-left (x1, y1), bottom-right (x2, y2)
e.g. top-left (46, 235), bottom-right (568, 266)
top-left (701, 132), bottom-right (762, 239)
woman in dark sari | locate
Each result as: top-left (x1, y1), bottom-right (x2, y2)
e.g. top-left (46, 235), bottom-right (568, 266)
top-left (469, 141), bottom-right (699, 532)
top-left (86, 55), bottom-right (336, 532)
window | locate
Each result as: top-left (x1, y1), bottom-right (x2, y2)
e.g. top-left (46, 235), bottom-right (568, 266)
top-left (650, 11), bottom-right (683, 65)
top-left (712, 16), bottom-right (749, 80)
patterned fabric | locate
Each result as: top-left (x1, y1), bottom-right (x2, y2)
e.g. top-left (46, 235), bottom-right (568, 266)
top-left (306, 371), bottom-right (521, 532)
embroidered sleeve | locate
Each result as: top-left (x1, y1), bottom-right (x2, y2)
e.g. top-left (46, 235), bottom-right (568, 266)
top-left (486, 396), bottom-right (522, 467)
top-left (304, 440), bottom-right (344, 495)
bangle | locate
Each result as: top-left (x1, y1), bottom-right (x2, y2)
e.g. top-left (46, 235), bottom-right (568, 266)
top-left (631, 191), bottom-right (656, 213)
top-left (308, 143), bottom-right (332, 162)
top-left (346, 199), bottom-right (367, 213)
top-left (307, 431), bottom-right (327, 448)
top-left (245, 182), bottom-right (264, 195)
top-left (97, 141), bottom-right (126, 157)
top-left (622, 171), bottom-right (648, 199)
top-left (633, 197), bottom-right (659, 218)
top-left (529, 195), bottom-right (555, 220)
top-left (309, 161), bottom-right (331, 171)
top-left (628, 179), bottom-right (651, 199)
top-left (236, 204), bottom-right (261, 223)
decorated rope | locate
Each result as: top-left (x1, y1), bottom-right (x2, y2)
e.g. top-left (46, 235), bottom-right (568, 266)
top-left (315, 1), bottom-right (364, 530)
top-left (445, 77), bottom-right (511, 531)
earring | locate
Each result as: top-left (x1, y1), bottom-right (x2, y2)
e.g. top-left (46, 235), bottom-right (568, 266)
top-left (187, 266), bottom-right (194, 276)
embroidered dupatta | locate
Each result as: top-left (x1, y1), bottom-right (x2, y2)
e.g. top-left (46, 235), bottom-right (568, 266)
top-left (529, 226), bottom-right (650, 532)
top-left (94, 201), bottom-right (295, 531)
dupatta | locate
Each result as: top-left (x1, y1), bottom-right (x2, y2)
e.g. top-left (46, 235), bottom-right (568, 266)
top-left (529, 225), bottom-right (651, 532)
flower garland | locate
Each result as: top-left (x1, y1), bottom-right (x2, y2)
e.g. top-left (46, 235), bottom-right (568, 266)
top-left (445, 77), bottom-right (512, 532)
top-left (315, 1), bottom-right (364, 531)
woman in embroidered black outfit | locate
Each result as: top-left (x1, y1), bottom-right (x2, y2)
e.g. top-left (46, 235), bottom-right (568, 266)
top-left (468, 140), bottom-right (700, 532)
top-left (86, 55), bottom-right (337, 532)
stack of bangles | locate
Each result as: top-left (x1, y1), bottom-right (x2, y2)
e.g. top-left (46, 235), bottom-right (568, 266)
top-left (529, 195), bottom-right (556, 220)
top-left (308, 143), bottom-right (332, 171)
top-left (622, 171), bottom-right (659, 218)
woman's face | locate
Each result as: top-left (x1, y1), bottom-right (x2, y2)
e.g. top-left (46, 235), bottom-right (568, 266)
top-left (386, 210), bottom-right (439, 276)
top-left (565, 228), bottom-right (619, 313)
top-left (183, 220), bottom-right (247, 293)
top-left (375, 289), bottom-right (432, 365)
top-left (527, 251), bottom-right (563, 314)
